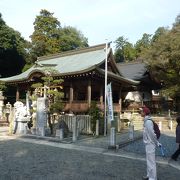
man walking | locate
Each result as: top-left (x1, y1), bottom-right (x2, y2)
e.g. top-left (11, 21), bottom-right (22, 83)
top-left (140, 106), bottom-right (161, 180)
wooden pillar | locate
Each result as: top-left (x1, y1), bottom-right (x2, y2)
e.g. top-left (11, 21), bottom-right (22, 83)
top-left (16, 86), bottom-right (19, 101)
top-left (118, 86), bottom-right (122, 113)
top-left (118, 86), bottom-right (123, 132)
top-left (69, 82), bottom-right (73, 103)
top-left (87, 79), bottom-right (91, 107)
top-left (100, 85), bottom-right (103, 108)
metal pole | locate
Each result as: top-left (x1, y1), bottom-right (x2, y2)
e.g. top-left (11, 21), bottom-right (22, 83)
top-left (104, 41), bottom-right (108, 136)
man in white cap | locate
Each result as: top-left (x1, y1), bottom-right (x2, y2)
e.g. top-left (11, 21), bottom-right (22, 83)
top-left (140, 106), bottom-right (161, 180)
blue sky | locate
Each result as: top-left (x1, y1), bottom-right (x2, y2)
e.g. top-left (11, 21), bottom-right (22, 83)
top-left (0, 0), bottom-right (179, 49)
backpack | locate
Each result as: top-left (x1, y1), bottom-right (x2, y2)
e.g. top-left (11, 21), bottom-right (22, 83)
top-left (149, 119), bottom-right (161, 139)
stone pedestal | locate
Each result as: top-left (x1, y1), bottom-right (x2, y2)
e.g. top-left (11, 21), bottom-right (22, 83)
top-left (36, 127), bottom-right (45, 136)
top-left (110, 127), bottom-right (116, 146)
top-left (96, 120), bottom-right (99, 136)
top-left (16, 117), bottom-right (30, 134)
top-left (59, 128), bottom-right (64, 140)
top-left (56, 129), bottom-right (64, 140)
top-left (13, 116), bottom-right (30, 134)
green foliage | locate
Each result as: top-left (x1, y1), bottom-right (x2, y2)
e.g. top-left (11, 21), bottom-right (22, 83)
top-left (134, 33), bottom-right (152, 58)
top-left (151, 27), bottom-right (168, 43)
top-left (0, 14), bottom-right (27, 77)
top-left (0, 10), bottom-right (89, 76)
top-left (114, 36), bottom-right (136, 62)
top-left (49, 90), bottom-right (64, 113)
top-left (114, 14), bottom-right (180, 110)
top-left (88, 101), bottom-right (102, 133)
top-left (31, 68), bottom-right (64, 114)
top-left (114, 49), bottom-right (124, 62)
top-left (22, 63), bottom-right (33, 72)
top-left (30, 9), bottom-right (61, 58)
top-left (31, 83), bottom-right (43, 89)
top-left (142, 15), bottom-right (180, 99)
top-left (30, 9), bottom-right (89, 60)
top-left (0, 81), bottom-right (6, 91)
top-left (59, 26), bottom-right (88, 51)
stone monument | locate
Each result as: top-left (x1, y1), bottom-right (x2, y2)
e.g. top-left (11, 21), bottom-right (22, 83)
top-left (36, 97), bottom-right (48, 136)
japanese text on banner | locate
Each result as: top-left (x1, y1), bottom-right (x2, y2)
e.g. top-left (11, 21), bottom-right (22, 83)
top-left (106, 83), bottom-right (114, 121)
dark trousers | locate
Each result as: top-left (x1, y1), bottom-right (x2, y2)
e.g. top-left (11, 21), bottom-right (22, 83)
top-left (172, 144), bottom-right (180, 160)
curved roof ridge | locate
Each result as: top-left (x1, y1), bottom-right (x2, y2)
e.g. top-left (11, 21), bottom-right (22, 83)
top-left (37, 43), bottom-right (106, 61)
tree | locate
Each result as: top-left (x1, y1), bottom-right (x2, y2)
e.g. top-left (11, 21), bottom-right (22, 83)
top-left (135, 33), bottom-right (152, 58)
top-left (173, 14), bottom-right (180, 27)
top-left (59, 26), bottom-right (88, 51)
top-left (151, 27), bottom-right (168, 43)
top-left (30, 9), bottom-right (89, 61)
top-left (142, 15), bottom-right (180, 108)
top-left (88, 101), bottom-right (103, 135)
top-left (31, 68), bottom-right (64, 134)
top-left (114, 36), bottom-right (136, 62)
top-left (30, 9), bottom-right (61, 58)
top-left (0, 13), bottom-right (26, 77)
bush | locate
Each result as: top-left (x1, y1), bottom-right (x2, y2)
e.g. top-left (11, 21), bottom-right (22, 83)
top-left (88, 101), bottom-right (103, 134)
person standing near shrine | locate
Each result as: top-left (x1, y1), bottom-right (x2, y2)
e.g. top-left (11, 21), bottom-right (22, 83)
top-left (140, 106), bottom-right (161, 180)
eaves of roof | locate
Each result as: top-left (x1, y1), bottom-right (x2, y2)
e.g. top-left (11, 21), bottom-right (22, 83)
top-left (0, 63), bottom-right (105, 84)
top-left (0, 67), bottom-right (45, 84)
top-left (96, 68), bottom-right (139, 86)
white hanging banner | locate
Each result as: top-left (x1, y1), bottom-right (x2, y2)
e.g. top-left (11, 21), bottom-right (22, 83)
top-left (106, 83), bottom-right (114, 121)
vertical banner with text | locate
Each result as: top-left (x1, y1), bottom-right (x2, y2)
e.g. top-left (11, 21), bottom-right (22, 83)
top-left (106, 83), bottom-right (114, 122)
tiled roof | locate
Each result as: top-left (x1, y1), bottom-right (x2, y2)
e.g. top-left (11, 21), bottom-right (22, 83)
top-left (0, 44), bottom-right (108, 83)
top-left (117, 61), bottom-right (161, 89)
top-left (116, 62), bottom-right (147, 80)
top-left (0, 44), bottom-right (139, 86)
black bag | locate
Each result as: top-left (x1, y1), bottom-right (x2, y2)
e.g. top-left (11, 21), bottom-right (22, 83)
top-left (151, 120), bottom-right (161, 139)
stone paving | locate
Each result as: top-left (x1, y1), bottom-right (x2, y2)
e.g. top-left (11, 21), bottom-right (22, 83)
top-left (0, 126), bottom-right (180, 179)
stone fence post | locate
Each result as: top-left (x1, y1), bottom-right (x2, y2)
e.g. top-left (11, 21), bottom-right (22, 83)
top-left (72, 116), bottom-right (78, 142)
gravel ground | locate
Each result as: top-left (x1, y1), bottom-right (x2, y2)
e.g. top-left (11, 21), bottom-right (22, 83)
top-left (121, 132), bottom-right (178, 158)
top-left (0, 138), bottom-right (180, 180)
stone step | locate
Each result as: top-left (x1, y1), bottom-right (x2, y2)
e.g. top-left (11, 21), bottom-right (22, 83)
top-left (133, 119), bottom-right (176, 131)
top-left (0, 121), bottom-right (9, 127)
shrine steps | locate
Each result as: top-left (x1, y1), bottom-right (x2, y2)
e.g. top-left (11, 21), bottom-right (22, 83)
top-left (0, 121), bottom-right (9, 127)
